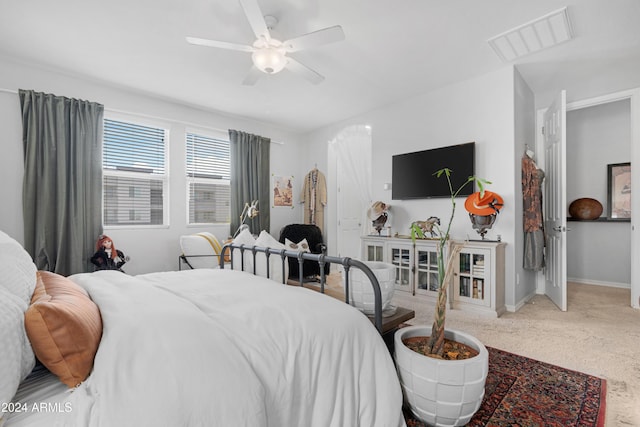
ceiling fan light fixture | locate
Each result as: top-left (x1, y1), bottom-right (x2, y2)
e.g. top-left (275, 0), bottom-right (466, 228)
top-left (187, 0), bottom-right (345, 84)
top-left (252, 47), bottom-right (287, 74)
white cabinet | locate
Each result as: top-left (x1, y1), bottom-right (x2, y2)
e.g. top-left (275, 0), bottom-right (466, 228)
top-left (361, 236), bottom-right (506, 317)
top-left (451, 240), bottom-right (506, 317)
top-left (361, 236), bottom-right (442, 297)
top-left (362, 235), bottom-right (386, 262)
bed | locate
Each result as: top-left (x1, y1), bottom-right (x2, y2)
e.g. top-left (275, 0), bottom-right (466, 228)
top-left (0, 230), bottom-right (405, 427)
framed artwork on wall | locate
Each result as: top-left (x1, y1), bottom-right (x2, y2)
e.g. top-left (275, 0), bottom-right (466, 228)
top-left (272, 174), bottom-right (294, 208)
top-left (607, 162), bottom-right (631, 219)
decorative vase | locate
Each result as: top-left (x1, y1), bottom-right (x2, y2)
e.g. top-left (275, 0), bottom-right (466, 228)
top-left (346, 261), bottom-right (395, 314)
top-left (568, 198), bottom-right (603, 220)
top-left (395, 326), bottom-right (489, 427)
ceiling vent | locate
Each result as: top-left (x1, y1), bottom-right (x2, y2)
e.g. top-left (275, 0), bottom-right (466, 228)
top-left (488, 7), bottom-right (573, 62)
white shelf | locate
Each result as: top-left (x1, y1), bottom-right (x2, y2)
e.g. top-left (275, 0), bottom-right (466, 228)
top-left (451, 240), bottom-right (506, 317)
top-left (361, 236), bottom-right (441, 298)
top-left (362, 236), bottom-right (506, 317)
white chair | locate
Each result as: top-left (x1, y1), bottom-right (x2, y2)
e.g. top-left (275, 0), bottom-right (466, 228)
top-left (179, 232), bottom-right (223, 269)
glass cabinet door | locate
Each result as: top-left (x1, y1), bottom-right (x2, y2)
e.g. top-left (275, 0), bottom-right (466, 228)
top-left (456, 250), bottom-right (488, 305)
top-left (366, 244), bottom-right (384, 262)
top-left (415, 247), bottom-right (439, 296)
top-left (390, 245), bottom-right (412, 293)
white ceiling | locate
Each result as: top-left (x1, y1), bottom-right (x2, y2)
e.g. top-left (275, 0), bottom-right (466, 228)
top-left (1, 0), bottom-right (639, 133)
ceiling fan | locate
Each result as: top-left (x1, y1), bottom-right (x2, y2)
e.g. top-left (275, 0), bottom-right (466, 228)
top-left (186, 0), bottom-right (345, 85)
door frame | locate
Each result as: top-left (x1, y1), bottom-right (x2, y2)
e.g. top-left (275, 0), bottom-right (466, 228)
top-left (535, 87), bottom-right (640, 309)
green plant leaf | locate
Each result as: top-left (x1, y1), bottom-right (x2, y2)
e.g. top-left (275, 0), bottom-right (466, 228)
top-left (477, 179), bottom-right (485, 195)
top-left (410, 223), bottom-right (425, 242)
top-left (474, 177), bottom-right (491, 197)
top-left (434, 168), bottom-right (451, 178)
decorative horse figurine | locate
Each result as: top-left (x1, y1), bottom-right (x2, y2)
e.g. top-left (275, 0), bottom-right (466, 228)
top-left (412, 216), bottom-right (441, 238)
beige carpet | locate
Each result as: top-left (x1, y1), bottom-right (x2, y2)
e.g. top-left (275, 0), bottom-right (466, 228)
top-left (390, 282), bottom-right (640, 427)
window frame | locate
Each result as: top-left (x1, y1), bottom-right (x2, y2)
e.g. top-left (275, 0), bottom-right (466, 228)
top-left (102, 112), bottom-right (171, 230)
top-left (185, 127), bottom-right (231, 226)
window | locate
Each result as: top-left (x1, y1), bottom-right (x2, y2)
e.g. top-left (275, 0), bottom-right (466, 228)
top-left (186, 131), bottom-right (230, 224)
top-left (103, 118), bottom-right (168, 226)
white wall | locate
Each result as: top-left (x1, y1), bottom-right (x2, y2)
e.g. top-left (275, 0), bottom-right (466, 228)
top-left (566, 99), bottom-right (631, 287)
top-left (533, 56), bottom-right (640, 112)
top-left (303, 66), bottom-right (523, 309)
top-left (0, 56), bottom-right (302, 274)
top-left (0, 91), bottom-right (24, 241)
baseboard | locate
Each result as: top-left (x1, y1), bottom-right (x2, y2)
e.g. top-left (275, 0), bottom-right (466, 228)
top-left (567, 277), bottom-right (630, 289)
top-left (506, 290), bottom-right (537, 313)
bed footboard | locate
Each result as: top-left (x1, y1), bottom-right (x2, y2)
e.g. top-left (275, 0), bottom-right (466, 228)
top-left (219, 243), bottom-right (383, 334)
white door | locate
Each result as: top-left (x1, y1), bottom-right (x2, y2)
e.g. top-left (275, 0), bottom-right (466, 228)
top-left (331, 125), bottom-right (373, 261)
top-left (543, 90), bottom-right (568, 311)
top-left (336, 163), bottom-right (364, 259)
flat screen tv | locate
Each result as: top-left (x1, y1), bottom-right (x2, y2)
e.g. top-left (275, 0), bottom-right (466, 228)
top-left (392, 142), bottom-right (475, 200)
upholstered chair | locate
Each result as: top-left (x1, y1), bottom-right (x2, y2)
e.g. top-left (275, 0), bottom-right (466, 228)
top-left (278, 224), bottom-right (330, 281)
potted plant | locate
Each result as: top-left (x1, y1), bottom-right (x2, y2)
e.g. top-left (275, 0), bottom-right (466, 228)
top-left (395, 168), bottom-right (491, 427)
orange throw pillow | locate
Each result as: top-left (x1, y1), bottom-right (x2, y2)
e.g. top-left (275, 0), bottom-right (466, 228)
top-left (25, 271), bottom-right (103, 387)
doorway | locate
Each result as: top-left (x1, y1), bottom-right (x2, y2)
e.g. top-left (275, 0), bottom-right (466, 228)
top-left (566, 99), bottom-right (631, 290)
top-left (328, 125), bottom-right (372, 260)
top-left (537, 88), bottom-right (640, 309)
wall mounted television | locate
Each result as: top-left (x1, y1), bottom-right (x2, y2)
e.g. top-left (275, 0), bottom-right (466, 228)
top-left (392, 142), bottom-right (475, 200)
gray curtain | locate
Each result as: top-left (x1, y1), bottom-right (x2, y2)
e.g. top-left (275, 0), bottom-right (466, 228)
top-left (19, 89), bottom-right (104, 276)
top-left (229, 129), bottom-right (270, 235)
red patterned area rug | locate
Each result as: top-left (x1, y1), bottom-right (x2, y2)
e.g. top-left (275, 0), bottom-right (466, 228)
top-left (403, 346), bottom-right (607, 427)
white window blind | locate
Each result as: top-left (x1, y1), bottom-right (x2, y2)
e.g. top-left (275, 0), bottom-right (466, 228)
top-left (186, 132), bottom-right (231, 224)
top-left (103, 118), bottom-right (168, 226)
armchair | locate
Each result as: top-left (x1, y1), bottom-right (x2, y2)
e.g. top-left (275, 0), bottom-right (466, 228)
top-left (179, 232), bottom-right (223, 269)
top-left (278, 224), bottom-right (330, 282)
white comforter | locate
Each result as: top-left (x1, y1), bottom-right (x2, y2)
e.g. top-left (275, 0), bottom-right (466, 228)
top-left (55, 269), bottom-right (405, 427)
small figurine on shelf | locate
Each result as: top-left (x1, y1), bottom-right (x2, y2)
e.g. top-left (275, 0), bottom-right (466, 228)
top-left (464, 190), bottom-right (504, 240)
top-left (367, 201), bottom-right (391, 235)
top-left (91, 234), bottom-right (128, 272)
top-left (411, 216), bottom-right (441, 238)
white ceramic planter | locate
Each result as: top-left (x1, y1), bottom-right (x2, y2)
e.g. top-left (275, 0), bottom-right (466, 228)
top-left (345, 261), bottom-right (395, 314)
top-left (395, 326), bottom-right (488, 427)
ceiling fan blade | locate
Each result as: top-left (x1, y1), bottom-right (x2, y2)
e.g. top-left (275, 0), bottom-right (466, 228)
top-left (239, 0), bottom-right (270, 41)
top-left (242, 66), bottom-right (263, 86)
top-left (283, 25), bottom-right (345, 52)
top-left (285, 57), bottom-right (324, 84)
top-left (186, 36), bottom-right (254, 52)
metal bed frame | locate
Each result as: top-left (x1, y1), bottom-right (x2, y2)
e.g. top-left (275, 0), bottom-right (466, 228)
top-left (219, 242), bottom-right (383, 334)
top-left (178, 253), bottom-right (219, 270)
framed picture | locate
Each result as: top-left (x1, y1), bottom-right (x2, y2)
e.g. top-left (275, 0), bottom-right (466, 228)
top-left (272, 175), bottom-right (294, 208)
top-left (607, 162), bottom-right (631, 219)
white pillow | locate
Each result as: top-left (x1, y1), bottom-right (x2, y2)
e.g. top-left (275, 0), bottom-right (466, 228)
top-left (0, 231), bottom-right (37, 409)
top-left (0, 231), bottom-right (37, 305)
top-left (284, 238), bottom-right (311, 253)
top-left (231, 228), bottom-right (256, 272)
top-left (255, 231), bottom-right (289, 283)
top-left (0, 289), bottom-right (36, 410)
